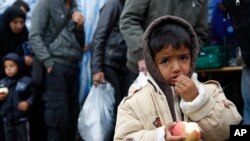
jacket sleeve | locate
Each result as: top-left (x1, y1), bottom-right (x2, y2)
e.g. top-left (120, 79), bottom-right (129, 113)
top-left (91, 0), bottom-right (120, 74)
top-left (114, 99), bottom-right (159, 141)
top-left (28, 0), bottom-right (52, 68)
top-left (183, 81), bottom-right (242, 141)
top-left (119, 0), bottom-right (150, 63)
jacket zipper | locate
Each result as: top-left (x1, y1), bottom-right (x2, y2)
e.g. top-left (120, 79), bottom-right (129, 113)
top-left (236, 0), bottom-right (240, 6)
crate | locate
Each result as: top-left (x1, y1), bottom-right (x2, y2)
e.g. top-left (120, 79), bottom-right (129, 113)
top-left (196, 45), bottom-right (225, 69)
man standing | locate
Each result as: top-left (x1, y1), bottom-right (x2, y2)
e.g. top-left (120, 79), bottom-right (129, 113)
top-left (120, 0), bottom-right (208, 85)
top-left (29, 0), bottom-right (84, 141)
top-left (223, 0), bottom-right (250, 125)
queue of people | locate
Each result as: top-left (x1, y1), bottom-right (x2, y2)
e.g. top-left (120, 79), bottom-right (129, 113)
top-left (0, 0), bottom-right (248, 141)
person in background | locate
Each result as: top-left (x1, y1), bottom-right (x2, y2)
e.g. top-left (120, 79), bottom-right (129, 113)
top-left (120, 0), bottom-right (209, 87)
top-left (0, 53), bottom-right (36, 141)
top-left (91, 0), bottom-right (128, 139)
top-left (222, 0), bottom-right (250, 125)
top-left (13, 0), bottom-right (30, 14)
top-left (114, 15), bottom-right (242, 141)
top-left (0, 5), bottom-right (29, 141)
top-left (0, 5), bottom-right (29, 78)
top-left (0, 0), bottom-right (36, 30)
top-left (29, 0), bottom-right (84, 140)
top-left (77, 0), bottom-right (107, 107)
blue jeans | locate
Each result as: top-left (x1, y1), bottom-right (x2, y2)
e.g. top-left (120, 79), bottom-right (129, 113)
top-left (241, 66), bottom-right (250, 124)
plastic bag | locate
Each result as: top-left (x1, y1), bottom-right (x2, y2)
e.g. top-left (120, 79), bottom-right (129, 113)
top-left (78, 82), bottom-right (115, 141)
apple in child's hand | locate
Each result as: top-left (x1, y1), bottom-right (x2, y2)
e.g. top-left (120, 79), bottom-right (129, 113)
top-left (171, 121), bottom-right (201, 141)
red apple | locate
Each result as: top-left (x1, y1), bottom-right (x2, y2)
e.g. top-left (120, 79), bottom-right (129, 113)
top-left (171, 121), bottom-right (201, 141)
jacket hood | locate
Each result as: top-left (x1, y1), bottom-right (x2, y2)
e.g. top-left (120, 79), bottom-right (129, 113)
top-left (2, 53), bottom-right (24, 78)
top-left (143, 15), bottom-right (199, 121)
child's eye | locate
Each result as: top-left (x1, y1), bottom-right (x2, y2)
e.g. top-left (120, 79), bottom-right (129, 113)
top-left (161, 58), bottom-right (169, 64)
top-left (180, 56), bottom-right (190, 61)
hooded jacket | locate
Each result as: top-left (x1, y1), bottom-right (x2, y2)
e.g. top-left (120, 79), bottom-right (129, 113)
top-left (114, 16), bottom-right (242, 141)
top-left (0, 53), bottom-right (36, 123)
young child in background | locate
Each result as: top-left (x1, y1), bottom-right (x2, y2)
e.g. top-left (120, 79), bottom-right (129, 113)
top-left (0, 53), bottom-right (36, 141)
top-left (114, 15), bottom-right (242, 141)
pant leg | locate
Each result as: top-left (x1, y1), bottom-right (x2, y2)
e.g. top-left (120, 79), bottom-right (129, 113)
top-left (15, 121), bottom-right (30, 141)
top-left (45, 63), bottom-right (80, 141)
top-left (4, 122), bottom-right (15, 141)
top-left (103, 66), bottom-right (128, 141)
top-left (241, 66), bottom-right (250, 124)
top-left (0, 116), bottom-right (5, 141)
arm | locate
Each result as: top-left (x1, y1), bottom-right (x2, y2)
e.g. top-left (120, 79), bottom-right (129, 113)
top-left (91, 0), bottom-right (119, 74)
top-left (181, 81), bottom-right (242, 141)
top-left (119, 0), bottom-right (150, 63)
top-left (28, 0), bottom-right (51, 68)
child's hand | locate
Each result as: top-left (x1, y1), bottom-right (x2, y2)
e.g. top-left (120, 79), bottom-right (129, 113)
top-left (165, 122), bottom-right (185, 141)
top-left (174, 74), bottom-right (198, 102)
top-left (0, 93), bottom-right (8, 101)
top-left (18, 101), bottom-right (30, 112)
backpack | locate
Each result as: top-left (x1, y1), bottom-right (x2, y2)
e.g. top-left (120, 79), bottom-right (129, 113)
top-left (222, 0), bottom-right (250, 66)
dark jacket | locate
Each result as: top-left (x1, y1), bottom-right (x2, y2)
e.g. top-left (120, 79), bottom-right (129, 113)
top-left (223, 0), bottom-right (250, 66)
top-left (0, 53), bottom-right (36, 123)
top-left (91, 0), bottom-right (127, 74)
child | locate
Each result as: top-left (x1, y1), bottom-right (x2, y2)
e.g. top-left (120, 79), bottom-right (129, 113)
top-left (114, 15), bottom-right (242, 141)
top-left (0, 53), bottom-right (36, 141)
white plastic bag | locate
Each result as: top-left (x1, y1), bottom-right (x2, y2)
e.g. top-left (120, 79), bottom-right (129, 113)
top-left (78, 82), bottom-right (115, 141)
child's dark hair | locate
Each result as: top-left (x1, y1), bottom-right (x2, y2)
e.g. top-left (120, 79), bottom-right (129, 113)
top-left (148, 21), bottom-right (192, 58)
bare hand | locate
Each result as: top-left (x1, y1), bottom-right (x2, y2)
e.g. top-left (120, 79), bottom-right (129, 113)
top-left (138, 59), bottom-right (147, 74)
top-left (72, 11), bottom-right (84, 26)
top-left (83, 45), bottom-right (89, 52)
top-left (47, 67), bottom-right (53, 74)
top-left (165, 122), bottom-right (185, 141)
top-left (18, 101), bottom-right (30, 112)
top-left (0, 93), bottom-right (8, 101)
top-left (174, 74), bottom-right (198, 102)
top-left (93, 72), bottom-right (105, 86)
top-left (24, 55), bottom-right (33, 66)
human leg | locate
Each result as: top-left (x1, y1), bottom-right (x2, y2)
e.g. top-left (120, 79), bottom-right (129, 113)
top-left (241, 66), bottom-right (250, 124)
top-left (45, 63), bottom-right (80, 141)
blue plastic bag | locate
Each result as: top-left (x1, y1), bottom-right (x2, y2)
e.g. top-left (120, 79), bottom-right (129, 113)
top-left (78, 82), bottom-right (115, 141)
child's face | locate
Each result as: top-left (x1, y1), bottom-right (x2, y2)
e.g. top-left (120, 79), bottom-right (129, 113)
top-left (4, 60), bottom-right (18, 77)
top-left (154, 45), bottom-right (191, 86)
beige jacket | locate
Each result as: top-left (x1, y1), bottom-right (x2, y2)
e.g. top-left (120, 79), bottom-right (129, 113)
top-left (114, 74), bottom-right (242, 141)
